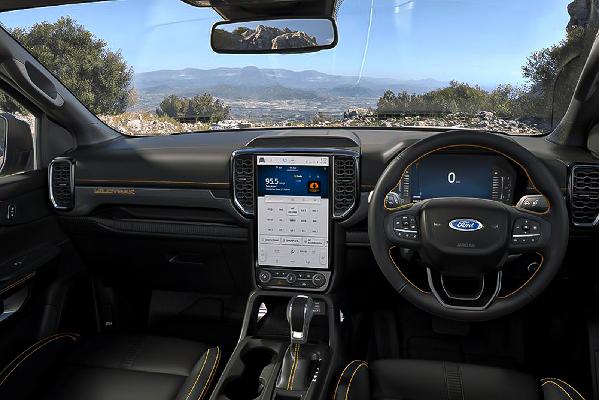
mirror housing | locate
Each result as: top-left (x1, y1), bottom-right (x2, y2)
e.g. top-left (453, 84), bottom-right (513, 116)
top-left (0, 113), bottom-right (33, 176)
top-left (211, 17), bottom-right (338, 54)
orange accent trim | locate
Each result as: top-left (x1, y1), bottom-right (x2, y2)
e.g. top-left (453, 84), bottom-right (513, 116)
top-left (542, 380), bottom-right (575, 400)
top-left (541, 378), bottom-right (586, 400)
top-left (197, 347), bottom-right (220, 400)
top-left (388, 246), bottom-right (430, 293)
top-left (345, 362), bottom-right (368, 400)
top-left (332, 361), bottom-right (362, 400)
top-left (287, 344), bottom-right (300, 390)
top-left (498, 252), bottom-right (544, 299)
top-left (0, 333), bottom-right (79, 387)
top-left (0, 272), bottom-right (36, 296)
top-left (80, 179), bottom-right (229, 187)
top-left (184, 348), bottom-right (210, 400)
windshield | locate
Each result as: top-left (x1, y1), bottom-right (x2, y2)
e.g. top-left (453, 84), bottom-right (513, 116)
top-left (0, 0), bottom-right (591, 136)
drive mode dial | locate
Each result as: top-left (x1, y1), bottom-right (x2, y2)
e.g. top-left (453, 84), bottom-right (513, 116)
top-left (258, 270), bottom-right (272, 284)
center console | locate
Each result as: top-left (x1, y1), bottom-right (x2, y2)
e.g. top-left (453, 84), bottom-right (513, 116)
top-left (208, 292), bottom-right (341, 400)
top-left (232, 148), bottom-right (359, 292)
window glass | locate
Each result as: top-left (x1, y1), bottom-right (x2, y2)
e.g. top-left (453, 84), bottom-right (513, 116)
top-left (0, 91), bottom-right (36, 177)
top-left (0, 0), bottom-right (587, 137)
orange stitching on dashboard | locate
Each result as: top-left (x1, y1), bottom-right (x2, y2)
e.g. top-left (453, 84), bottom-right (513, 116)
top-left (498, 252), bottom-right (544, 299)
top-left (344, 362), bottom-right (368, 400)
top-left (384, 144), bottom-right (551, 216)
top-left (389, 247), bottom-right (430, 293)
top-left (80, 178), bottom-right (229, 187)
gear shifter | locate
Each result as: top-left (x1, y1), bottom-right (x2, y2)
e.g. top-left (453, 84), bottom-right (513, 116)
top-left (287, 295), bottom-right (315, 344)
top-left (276, 295), bottom-right (318, 392)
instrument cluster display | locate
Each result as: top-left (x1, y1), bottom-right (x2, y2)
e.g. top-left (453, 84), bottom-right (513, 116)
top-left (386, 154), bottom-right (516, 207)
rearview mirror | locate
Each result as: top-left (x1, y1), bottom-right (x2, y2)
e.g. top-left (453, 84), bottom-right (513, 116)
top-left (211, 17), bottom-right (338, 54)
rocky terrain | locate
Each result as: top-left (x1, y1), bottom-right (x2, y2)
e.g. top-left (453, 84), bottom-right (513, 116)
top-left (213, 25), bottom-right (318, 51)
top-left (97, 110), bottom-right (543, 136)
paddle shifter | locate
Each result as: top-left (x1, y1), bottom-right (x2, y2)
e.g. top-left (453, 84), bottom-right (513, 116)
top-left (276, 295), bottom-right (318, 392)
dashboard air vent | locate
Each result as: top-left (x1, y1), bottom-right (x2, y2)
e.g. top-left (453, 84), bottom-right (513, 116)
top-left (570, 164), bottom-right (599, 226)
top-left (233, 155), bottom-right (254, 215)
top-left (333, 155), bottom-right (358, 218)
top-left (49, 158), bottom-right (74, 210)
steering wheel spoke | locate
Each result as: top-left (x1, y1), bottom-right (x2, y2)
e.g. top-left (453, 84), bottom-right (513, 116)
top-left (427, 268), bottom-right (502, 310)
top-left (507, 207), bottom-right (551, 254)
top-left (384, 203), bottom-right (423, 249)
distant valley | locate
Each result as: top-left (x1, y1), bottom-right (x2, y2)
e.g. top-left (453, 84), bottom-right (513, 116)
top-left (133, 66), bottom-right (448, 121)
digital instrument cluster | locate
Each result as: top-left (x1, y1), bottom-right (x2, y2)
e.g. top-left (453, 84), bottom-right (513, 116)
top-left (385, 154), bottom-right (517, 207)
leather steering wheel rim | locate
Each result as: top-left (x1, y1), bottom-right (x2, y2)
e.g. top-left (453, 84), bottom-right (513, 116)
top-left (368, 131), bottom-right (569, 321)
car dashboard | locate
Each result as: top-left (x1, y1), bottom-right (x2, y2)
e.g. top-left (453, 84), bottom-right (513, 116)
top-left (47, 128), bottom-right (599, 294)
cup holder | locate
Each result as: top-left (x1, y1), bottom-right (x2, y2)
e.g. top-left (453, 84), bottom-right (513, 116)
top-left (223, 347), bottom-right (277, 400)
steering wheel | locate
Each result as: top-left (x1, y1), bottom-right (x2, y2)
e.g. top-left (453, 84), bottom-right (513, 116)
top-left (368, 131), bottom-right (569, 321)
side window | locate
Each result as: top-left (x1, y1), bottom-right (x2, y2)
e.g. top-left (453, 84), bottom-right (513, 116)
top-left (0, 90), bottom-right (36, 178)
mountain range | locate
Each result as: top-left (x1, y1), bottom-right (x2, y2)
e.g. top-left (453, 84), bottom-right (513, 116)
top-left (133, 66), bottom-right (448, 110)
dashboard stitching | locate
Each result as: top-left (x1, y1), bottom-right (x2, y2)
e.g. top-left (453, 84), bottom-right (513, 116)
top-left (78, 179), bottom-right (229, 187)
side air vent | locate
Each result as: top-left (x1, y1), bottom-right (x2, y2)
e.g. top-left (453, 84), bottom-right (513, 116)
top-left (49, 157), bottom-right (75, 210)
top-left (333, 155), bottom-right (358, 218)
top-left (570, 164), bottom-right (599, 226)
top-left (233, 155), bottom-right (254, 215)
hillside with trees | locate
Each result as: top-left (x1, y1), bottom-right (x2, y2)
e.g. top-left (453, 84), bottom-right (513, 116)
top-left (2, 17), bottom-right (135, 115)
top-left (376, 17), bottom-right (598, 131)
top-left (156, 94), bottom-right (230, 123)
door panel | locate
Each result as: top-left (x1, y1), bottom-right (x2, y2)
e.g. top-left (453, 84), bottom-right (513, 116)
top-left (0, 169), bottom-right (74, 367)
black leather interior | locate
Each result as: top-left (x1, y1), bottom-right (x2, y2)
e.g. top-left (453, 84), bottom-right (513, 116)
top-left (0, 333), bottom-right (221, 400)
top-left (333, 359), bottom-right (585, 400)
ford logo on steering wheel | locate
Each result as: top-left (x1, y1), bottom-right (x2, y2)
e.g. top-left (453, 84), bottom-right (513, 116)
top-left (449, 218), bottom-right (484, 232)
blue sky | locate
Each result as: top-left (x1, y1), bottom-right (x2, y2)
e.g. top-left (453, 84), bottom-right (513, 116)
top-left (0, 0), bottom-right (571, 86)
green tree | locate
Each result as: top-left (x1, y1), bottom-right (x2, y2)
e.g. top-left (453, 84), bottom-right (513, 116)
top-left (6, 17), bottom-right (134, 114)
top-left (156, 93), bottom-right (230, 123)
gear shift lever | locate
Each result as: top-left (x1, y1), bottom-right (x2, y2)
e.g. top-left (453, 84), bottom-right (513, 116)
top-left (276, 295), bottom-right (317, 392)
top-left (287, 295), bottom-right (315, 344)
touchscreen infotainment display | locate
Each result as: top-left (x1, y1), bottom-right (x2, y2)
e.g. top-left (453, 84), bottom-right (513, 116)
top-left (256, 155), bottom-right (329, 269)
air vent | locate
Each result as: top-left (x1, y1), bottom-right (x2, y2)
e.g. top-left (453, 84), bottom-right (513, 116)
top-left (49, 158), bottom-right (74, 210)
top-left (334, 155), bottom-right (358, 218)
top-left (233, 155), bottom-right (254, 215)
top-left (570, 164), bottom-right (599, 226)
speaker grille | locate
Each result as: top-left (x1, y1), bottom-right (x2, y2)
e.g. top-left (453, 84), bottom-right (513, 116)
top-left (233, 155), bottom-right (254, 215)
top-left (570, 164), bottom-right (599, 226)
top-left (333, 155), bottom-right (357, 218)
top-left (49, 158), bottom-right (74, 210)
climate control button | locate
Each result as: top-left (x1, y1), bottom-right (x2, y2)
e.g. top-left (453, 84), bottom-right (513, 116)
top-left (286, 273), bottom-right (297, 284)
top-left (312, 273), bottom-right (325, 287)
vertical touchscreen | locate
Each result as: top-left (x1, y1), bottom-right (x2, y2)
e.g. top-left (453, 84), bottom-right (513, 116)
top-left (257, 155), bottom-right (330, 269)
